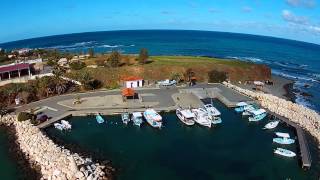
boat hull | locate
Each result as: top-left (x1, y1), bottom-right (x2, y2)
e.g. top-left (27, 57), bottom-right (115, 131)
top-left (273, 138), bottom-right (295, 145)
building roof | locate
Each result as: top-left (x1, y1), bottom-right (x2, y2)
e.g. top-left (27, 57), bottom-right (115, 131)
top-left (122, 76), bottom-right (143, 81)
top-left (122, 88), bottom-right (135, 97)
top-left (0, 63), bottom-right (30, 73)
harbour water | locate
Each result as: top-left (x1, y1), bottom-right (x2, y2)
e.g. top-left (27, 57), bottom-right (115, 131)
top-left (0, 128), bottom-right (23, 180)
top-left (45, 100), bottom-right (320, 180)
top-left (1, 30), bottom-right (319, 112)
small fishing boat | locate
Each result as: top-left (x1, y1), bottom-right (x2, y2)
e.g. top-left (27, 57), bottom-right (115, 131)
top-left (176, 108), bottom-right (195, 126)
top-left (203, 104), bottom-right (222, 124)
top-left (121, 112), bottom-right (130, 125)
top-left (274, 148), bottom-right (296, 157)
top-left (242, 105), bottom-right (256, 116)
top-left (263, 121), bottom-right (279, 129)
top-left (96, 114), bottom-right (105, 124)
top-left (273, 137), bottom-right (295, 145)
top-left (143, 109), bottom-right (162, 129)
top-left (131, 112), bottom-right (143, 127)
top-left (275, 132), bottom-right (290, 138)
top-left (54, 123), bottom-right (64, 131)
top-left (248, 109), bottom-right (267, 122)
top-left (234, 102), bottom-right (249, 112)
top-left (191, 108), bottom-right (212, 128)
top-left (61, 120), bottom-right (72, 130)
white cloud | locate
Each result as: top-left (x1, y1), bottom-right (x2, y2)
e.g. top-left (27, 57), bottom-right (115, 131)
top-left (282, 10), bottom-right (320, 35)
top-left (285, 0), bottom-right (316, 8)
top-left (282, 10), bottom-right (308, 24)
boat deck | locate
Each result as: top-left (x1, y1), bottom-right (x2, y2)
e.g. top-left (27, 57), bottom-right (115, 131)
top-left (268, 110), bottom-right (312, 169)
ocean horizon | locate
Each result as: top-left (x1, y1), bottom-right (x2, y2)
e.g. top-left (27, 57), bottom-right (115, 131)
top-left (1, 30), bottom-right (320, 112)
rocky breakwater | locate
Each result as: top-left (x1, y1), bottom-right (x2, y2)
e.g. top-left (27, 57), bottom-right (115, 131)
top-left (0, 115), bottom-right (113, 180)
top-left (223, 82), bottom-right (320, 147)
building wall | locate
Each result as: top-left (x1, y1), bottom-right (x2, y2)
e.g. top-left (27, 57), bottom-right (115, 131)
top-left (125, 80), bottom-right (143, 88)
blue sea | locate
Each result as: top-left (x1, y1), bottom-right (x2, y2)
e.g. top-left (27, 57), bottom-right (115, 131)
top-left (1, 30), bottom-right (320, 111)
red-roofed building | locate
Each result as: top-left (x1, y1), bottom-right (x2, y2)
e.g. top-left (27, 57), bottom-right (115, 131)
top-left (0, 63), bottom-right (31, 81)
top-left (122, 76), bottom-right (143, 88)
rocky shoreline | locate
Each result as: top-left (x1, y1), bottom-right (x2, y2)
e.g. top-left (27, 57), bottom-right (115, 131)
top-left (0, 115), bottom-right (114, 180)
top-left (223, 82), bottom-right (320, 148)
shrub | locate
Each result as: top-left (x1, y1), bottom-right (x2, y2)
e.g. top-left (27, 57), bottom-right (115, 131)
top-left (17, 112), bottom-right (35, 122)
top-left (138, 48), bottom-right (149, 64)
top-left (208, 70), bottom-right (227, 83)
top-left (70, 61), bottom-right (86, 70)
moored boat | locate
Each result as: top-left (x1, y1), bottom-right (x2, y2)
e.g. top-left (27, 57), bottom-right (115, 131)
top-left (61, 120), bottom-right (72, 130)
top-left (273, 137), bottom-right (295, 145)
top-left (242, 105), bottom-right (256, 116)
top-left (54, 123), bottom-right (64, 131)
top-left (143, 109), bottom-right (162, 129)
top-left (203, 104), bottom-right (222, 124)
top-left (248, 109), bottom-right (267, 122)
top-left (274, 148), bottom-right (296, 157)
top-left (191, 108), bottom-right (212, 128)
top-left (121, 112), bottom-right (130, 125)
top-left (263, 121), bottom-right (279, 129)
top-left (96, 114), bottom-right (105, 124)
top-left (131, 112), bottom-right (143, 127)
top-left (275, 132), bottom-right (290, 138)
top-left (176, 108), bottom-right (195, 126)
top-left (235, 102), bottom-right (248, 112)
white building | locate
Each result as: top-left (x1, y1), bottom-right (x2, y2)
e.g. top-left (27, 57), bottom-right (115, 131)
top-left (58, 58), bottom-right (68, 66)
top-left (122, 76), bottom-right (144, 88)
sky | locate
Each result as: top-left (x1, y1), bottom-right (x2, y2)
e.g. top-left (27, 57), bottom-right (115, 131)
top-left (1, 0), bottom-right (320, 44)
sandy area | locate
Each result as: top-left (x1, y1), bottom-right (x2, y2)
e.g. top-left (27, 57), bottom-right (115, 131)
top-left (235, 75), bottom-right (294, 100)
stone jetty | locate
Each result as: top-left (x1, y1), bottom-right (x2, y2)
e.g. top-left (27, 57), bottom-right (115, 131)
top-left (0, 115), bottom-right (113, 180)
top-left (223, 82), bottom-right (320, 147)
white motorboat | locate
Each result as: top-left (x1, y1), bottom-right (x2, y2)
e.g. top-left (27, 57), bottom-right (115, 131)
top-left (54, 123), bottom-right (64, 131)
top-left (143, 109), bottom-right (162, 129)
top-left (235, 102), bottom-right (248, 112)
top-left (121, 112), bottom-right (130, 125)
top-left (61, 120), bottom-right (72, 130)
top-left (131, 112), bottom-right (143, 127)
top-left (274, 148), bottom-right (296, 157)
top-left (203, 104), bottom-right (222, 124)
top-left (191, 108), bottom-right (212, 128)
top-left (248, 109), bottom-right (267, 122)
top-left (275, 132), bottom-right (290, 138)
top-left (242, 105), bottom-right (256, 116)
top-left (273, 137), bottom-right (295, 145)
top-left (176, 108), bottom-right (195, 126)
top-left (263, 121), bottom-right (279, 129)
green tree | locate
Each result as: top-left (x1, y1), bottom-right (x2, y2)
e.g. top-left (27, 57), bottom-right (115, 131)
top-left (138, 48), bottom-right (149, 64)
top-left (88, 48), bottom-right (94, 57)
top-left (208, 70), bottom-right (227, 83)
top-left (109, 51), bottom-right (121, 67)
top-left (170, 72), bottom-right (183, 83)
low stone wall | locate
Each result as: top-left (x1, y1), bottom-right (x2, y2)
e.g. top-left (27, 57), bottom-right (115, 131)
top-left (223, 82), bottom-right (320, 147)
top-left (0, 115), bottom-right (112, 180)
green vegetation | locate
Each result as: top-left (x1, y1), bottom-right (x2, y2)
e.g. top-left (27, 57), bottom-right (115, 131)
top-left (69, 61), bottom-right (86, 70)
top-left (109, 51), bottom-right (121, 67)
top-left (208, 70), bottom-right (228, 83)
top-left (149, 56), bottom-right (252, 68)
top-left (17, 112), bottom-right (35, 122)
top-left (138, 48), bottom-right (149, 64)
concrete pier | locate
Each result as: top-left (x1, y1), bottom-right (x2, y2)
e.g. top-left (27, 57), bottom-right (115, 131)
top-left (268, 111), bottom-right (312, 169)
